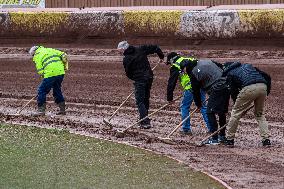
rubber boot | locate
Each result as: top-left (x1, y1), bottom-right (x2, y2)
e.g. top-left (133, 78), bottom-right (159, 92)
top-left (33, 103), bottom-right (46, 116)
top-left (56, 101), bottom-right (66, 115)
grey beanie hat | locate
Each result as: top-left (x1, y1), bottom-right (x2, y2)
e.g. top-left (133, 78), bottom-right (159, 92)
top-left (117, 41), bottom-right (129, 50)
top-left (29, 46), bottom-right (39, 56)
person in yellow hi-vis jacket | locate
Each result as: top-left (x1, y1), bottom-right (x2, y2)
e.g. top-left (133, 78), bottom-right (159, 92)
top-left (29, 45), bottom-right (69, 116)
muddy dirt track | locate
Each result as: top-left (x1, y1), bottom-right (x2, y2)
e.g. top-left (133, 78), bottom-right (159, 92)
top-left (0, 45), bottom-right (284, 189)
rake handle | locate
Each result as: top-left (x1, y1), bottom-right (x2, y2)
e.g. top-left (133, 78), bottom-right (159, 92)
top-left (108, 91), bottom-right (133, 121)
top-left (122, 95), bottom-right (182, 133)
top-left (198, 104), bottom-right (254, 145)
top-left (199, 124), bottom-right (228, 145)
top-left (108, 61), bottom-right (160, 121)
top-left (166, 107), bottom-right (199, 138)
top-left (18, 96), bottom-right (37, 114)
top-left (166, 97), bottom-right (209, 138)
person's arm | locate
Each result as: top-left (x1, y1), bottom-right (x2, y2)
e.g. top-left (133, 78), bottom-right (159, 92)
top-left (123, 57), bottom-right (134, 80)
top-left (53, 49), bottom-right (69, 71)
top-left (255, 67), bottom-right (271, 95)
top-left (61, 53), bottom-right (69, 71)
top-left (33, 57), bottom-right (44, 77)
top-left (191, 74), bottom-right (202, 108)
top-left (140, 45), bottom-right (164, 60)
top-left (167, 66), bottom-right (179, 101)
top-left (226, 75), bottom-right (240, 103)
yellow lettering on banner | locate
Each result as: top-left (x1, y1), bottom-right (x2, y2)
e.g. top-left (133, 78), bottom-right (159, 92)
top-left (0, 0), bottom-right (20, 4)
top-left (22, 0), bottom-right (41, 5)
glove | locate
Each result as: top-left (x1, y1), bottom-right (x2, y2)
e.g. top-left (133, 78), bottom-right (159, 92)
top-left (61, 53), bottom-right (69, 71)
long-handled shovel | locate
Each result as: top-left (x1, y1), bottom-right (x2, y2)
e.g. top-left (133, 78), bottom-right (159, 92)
top-left (115, 95), bottom-right (182, 138)
top-left (103, 62), bottom-right (160, 129)
top-left (159, 107), bottom-right (199, 144)
top-left (196, 104), bottom-right (254, 147)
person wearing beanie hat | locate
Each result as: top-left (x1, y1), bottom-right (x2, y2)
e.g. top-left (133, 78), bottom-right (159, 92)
top-left (29, 45), bottom-right (69, 116)
top-left (117, 41), bottom-right (129, 50)
top-left (166, 52), bottom-right (210, 135)
top-left (29, 46), bottom-right (39, 56)
top-left (117, 41), bottom-right (164, 129)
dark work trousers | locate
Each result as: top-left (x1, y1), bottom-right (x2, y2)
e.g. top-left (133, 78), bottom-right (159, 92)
top-left (134, 78), bottom-right (153, 125)
top-left (206, 87), bottom-right (230, 140)
top-left (37, 75), bottom-right (65, 107)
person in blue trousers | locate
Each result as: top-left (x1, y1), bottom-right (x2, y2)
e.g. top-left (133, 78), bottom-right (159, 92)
top-left (166, 52), bottom-right (210, 135)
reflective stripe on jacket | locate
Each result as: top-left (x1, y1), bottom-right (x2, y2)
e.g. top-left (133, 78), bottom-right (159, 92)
top-left (171, 57), bottom-right (196, 90)
top-left (33, 46), bottom-right (66, 78)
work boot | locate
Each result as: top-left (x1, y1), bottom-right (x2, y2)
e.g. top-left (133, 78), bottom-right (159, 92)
top-left (204, 137), bottom-right (220, 145)
top-left (262, 139), bottom-right (271, 147)
top-left (56, 102), bottom-right (66, 115)
top-left (224, 139), bottom-right (235, 147)
top-left (33, 103), bottom-right (46, 116)
top-left (139, 118), bottom-right (151, 129)
top-left (179, 129), bottom-right (193, 136)
top-left (218, 135), bottom-right (227, 144)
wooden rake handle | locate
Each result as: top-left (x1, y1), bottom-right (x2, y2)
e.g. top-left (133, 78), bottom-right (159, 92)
top-left (166, 107), bottom-right (199, 138)
top-left (108, 91), bottom-right (134, 121)
top-left (18, 95), bottom-right (37, 114)
top-left (197, 104), bottom-right (254, 146)
top-left (108, 61), bottom-right (160, 121)
top-left (122, 95), bottom-right (182, 133)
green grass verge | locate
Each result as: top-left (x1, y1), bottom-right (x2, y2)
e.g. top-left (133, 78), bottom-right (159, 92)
top-left (0, 124), bottom-right (226, 189)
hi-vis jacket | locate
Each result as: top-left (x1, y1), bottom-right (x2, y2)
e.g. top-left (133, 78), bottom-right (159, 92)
top-left (166, 56), bottom-right (197, 101)
top-left (33, 46), bottom-right (68, 78)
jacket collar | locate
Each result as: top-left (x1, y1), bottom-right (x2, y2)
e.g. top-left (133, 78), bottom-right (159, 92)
top-left (223, 62), bottom-right (241, 76)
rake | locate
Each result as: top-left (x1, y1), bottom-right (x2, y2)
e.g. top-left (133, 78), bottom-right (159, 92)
top-left (196, 104), bottom-right (254, 147)
top-left (115, 95), bottom-right (182, 138)
top-left (158, 107), bottom-right (199, 144)
top-left (103, 61), bottom-right (160, 129)
top-left (9, 95), bottom-right (37, 116)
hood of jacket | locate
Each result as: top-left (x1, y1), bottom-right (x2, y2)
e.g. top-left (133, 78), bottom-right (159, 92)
top-left (223, 61), bottom-right (241, 76)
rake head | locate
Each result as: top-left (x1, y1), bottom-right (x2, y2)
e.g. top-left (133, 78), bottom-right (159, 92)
top-left (158, 137), bottom-right (176, 145)
top-left (103, 118), bottom-right (114, 129)
top-left (115, 129), bottom-right (125, 138)
top-left (195, 141), bottom-right (205, 147)
top-left (8, 113), bottom-right (21, 116)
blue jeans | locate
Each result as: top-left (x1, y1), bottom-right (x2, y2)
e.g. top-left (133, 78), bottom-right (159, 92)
top-left (180, 89), bottom-right (210, 132)
top-left (37, 75), bottom-right (65, 106)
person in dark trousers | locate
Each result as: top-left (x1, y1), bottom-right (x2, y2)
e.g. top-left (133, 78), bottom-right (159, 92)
top-left (117, 41), bottom-right (164, 129)
top-left (29, 45), bottom-right (68, 116)
top-left (222, 61), bottom-right (271, 147)
top-left (186, 59), bottom-right (230, 145)
top-left (166, 52), bottom-right (210, 135)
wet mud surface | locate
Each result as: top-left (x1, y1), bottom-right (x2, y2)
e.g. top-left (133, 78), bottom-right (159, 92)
top-left (0, 46), bottom-right (284, 189)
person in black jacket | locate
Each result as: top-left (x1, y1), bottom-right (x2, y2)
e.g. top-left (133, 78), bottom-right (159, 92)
top-left (223, 61), bottom-right (271, 147)
top-left (117, 41), bottom-right (164, 129)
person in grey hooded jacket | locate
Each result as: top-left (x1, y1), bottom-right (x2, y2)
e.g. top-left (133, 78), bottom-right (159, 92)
top-left (187, 59), bottom-right (230, 145)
